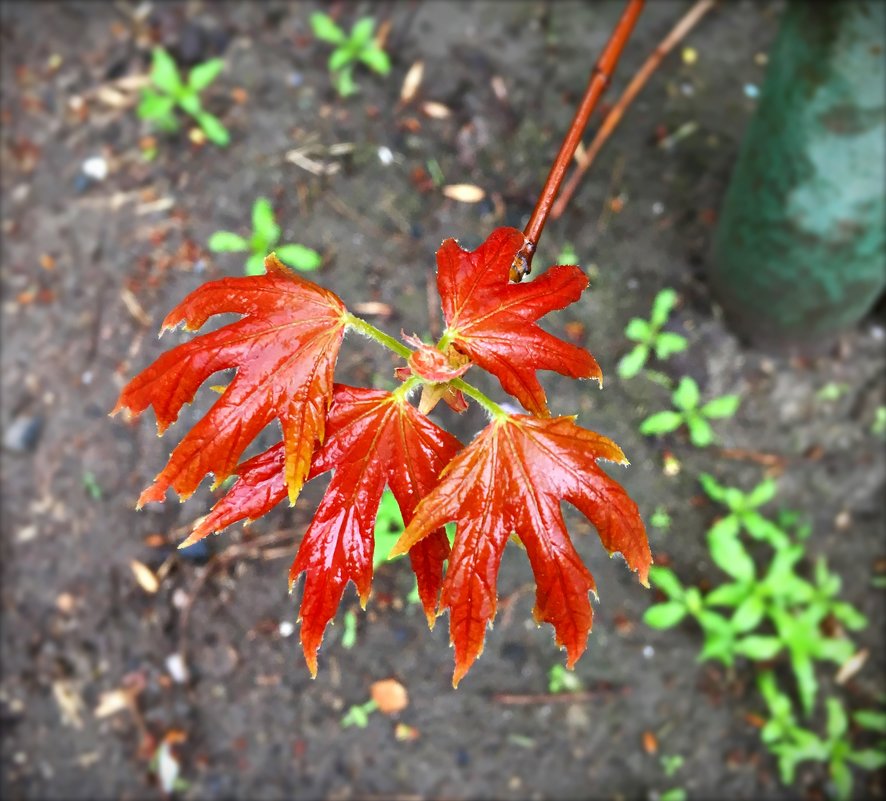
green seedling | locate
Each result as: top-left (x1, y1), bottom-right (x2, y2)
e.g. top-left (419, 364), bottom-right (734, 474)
top-left (548, 663), bottom-right (583, 694)
top-left (644, 487), bottom-right (865, 715)
top-left (618, 289), bottom-right (688, 379)
top-left (660, 754), bottom-right (684, 778)
top-left (138, 48), bottom-right (229, 146)
top-left (758, 672), bottom-right (886, 800)
top-left (872, 406), bottom-right (886, 436)
top-left (341, 698), bottom-right (378, 728)
top-left (658, 789), bottom-right (687, 801)
top-left (341, 610), bottom-right (358, 650)
top-left (699, 474), bottom-right (787, 548)
top-left (650, 505), bottom-right (672, 531)
top-left (310, 12), bottom-right (391, 97)
top-left (639, 377), bottom-right (740, 447)
top-left (82, 471), bottom-right (102, 500)
top-left (208, 198), bottom-right (322, 276)
top-left (557, 242), bottom-right (579, 265)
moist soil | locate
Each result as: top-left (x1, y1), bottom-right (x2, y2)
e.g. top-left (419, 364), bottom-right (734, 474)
top-left (2, 2), bottom-right (884, 800)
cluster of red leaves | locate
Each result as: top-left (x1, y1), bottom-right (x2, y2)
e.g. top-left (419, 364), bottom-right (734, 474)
top-left (115, 227), bottom-right (651, 684)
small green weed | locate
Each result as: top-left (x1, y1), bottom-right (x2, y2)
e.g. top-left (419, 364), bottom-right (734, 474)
top-left (639, 377), bottom-right (740, 447)
top-left (138, 48), bottom-right (229, 146)
top-left (310, 12), bottom-right (391, 97)
top-left (618, 289), bottom-right (688, 379)
top-left (547, 663), bottom-right (583, 694)
top-left (758, 673), bottom-right (886, 800)
top-left (208, 198), bottom-right (322, 275)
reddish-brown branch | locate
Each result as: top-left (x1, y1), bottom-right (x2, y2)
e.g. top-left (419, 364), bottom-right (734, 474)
top-left (551, 0), bottom-right (716, 220)
top-left (512, 0), bottom-right (645, 280)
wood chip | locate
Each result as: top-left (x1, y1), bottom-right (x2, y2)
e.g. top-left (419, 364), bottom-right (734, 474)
top-left (352, 301), bottom-right (393, 318)
top-left (835, 648), bottom-right (868, 685)
top-left (442, 184), bottom-right (485, 203)
top-left (421, 100), bottom-right (451, 119)
top-left (120, 288), bottom-right (152, 326)
top-left (370, 678), bottom-right (409, 714)
top-left (130, 559), bottom-right (160, 594)
top-left (400, 61), bottom-right (424, 104)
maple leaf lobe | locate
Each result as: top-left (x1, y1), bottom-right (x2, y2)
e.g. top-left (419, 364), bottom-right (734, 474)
top-left (113, 255), bottom-right (347, 508)
top-left (436, 227), bottom-right (602, 417)
top-left (393, 413), bottom-right (649, 686)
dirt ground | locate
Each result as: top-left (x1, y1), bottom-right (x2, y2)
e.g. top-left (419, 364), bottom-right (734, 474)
top-left (2, 1), bottom-right (884, 800)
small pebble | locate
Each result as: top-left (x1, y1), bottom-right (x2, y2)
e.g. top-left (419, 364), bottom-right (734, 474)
top-left (3, 415), bottom-right (43, 453)
top-left (642, 645), bottom-right (655, 659)
top-left (278, 620), bottom-right (295, 638)
top-left (165, 652), bottom-right (189, 684)
top-left (81, 156), bottom-right (108, 182)
top-left (287, 71), bottom-right (304, 88)
top-left (652, 201), bottom-right (664, 216)
top-left (743, 83), bottom-right (759, 99)
top-left (377, 146), bottom-right (394, 166)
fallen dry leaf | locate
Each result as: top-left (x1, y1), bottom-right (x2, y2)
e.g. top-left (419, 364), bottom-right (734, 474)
top-left (130, 559), bottom-right (160, 594)
top-left (442, 184), bottom-right (485, 204)
top-left (400, 61), bottom-right (424, 104)
top-left (371, 678), bottom-right (409, 714)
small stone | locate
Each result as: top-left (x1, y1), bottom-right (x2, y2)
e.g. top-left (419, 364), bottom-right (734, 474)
top-left (278, 620), bottom-right (295, 638)
top-left (4, 415), bottom-right (43, 452)
top-left (81, 156), bottom-right (108, 182)
top-left (165, 652), bottom-right (189, 684)
top-left (377, 146), bottom-right (394, 165)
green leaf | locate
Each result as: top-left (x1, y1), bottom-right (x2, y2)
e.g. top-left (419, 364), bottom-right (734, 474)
top-left (697, 609), bottom-right (732, 636)
top-left (195, 112), bottom-right (229, 146)
top-left (791, 652), bottom-right (818, 716)
top-left (812, 637), bottom-right (855, 665)
top-left (707, 513), bottom-right (741, 541)
top-left (686, 415), bottom-right (715, 447)
top-left (698, 631), bottom-right (736, 666)
top-left (333, 66), bottom-right (358, 97)
top-left (188, 58), bottom-right (224, 91)
top-left (847, 749), bottom-right (886, 770)
top-left (735, 635), bottom-right (782, 661)
top-left (137, 89), bottom-right (175, 120)
top-left (830, 601), bottom-right (868, 631)
top-left (701, 394), bottom-right (741, 419)
top-left (359, 47), bottom-right (391, 75)
top-left (624, 318), bottom-right (651, 342)
top-left (639, 410), bottom-right (684, 436)
top-left (617, 344), bottom-right (649, 379)
top-left (659, 789), bottom-right (687, 801)
top-left (311, 12), bottom-right (346, 44)
top-left (208, 231), bottom-right (249, 252)
top-left (177, 88), bottom-right (202, 116)
top-left (650, 288), bottom-right (678, 328)
top-left (705, 581), bottom-right (750, 607)
top-left (647, 566), bottom-right (685, 599)
top-left (329, 47), bottom-right (353, 73)
top-left (731, 595), bottom-right (766, 632)
top-left (746, 479), bottom-right (777, 508)
top-left (698, 473), bottom-right (729, 504)
top-left (853, 710), bottom-right (886, 733)
top-left (150, 48), bottom-right (183, 94)
top-left (274, 244), bottom-right (322, 272)
top-left (245, 253), bottom-right (266, 275)
top-left (826, 698), bottom-right (849, 740)
top-left (672, 377), bottom-right (700, 410)
top-left (654, 331), bottom-right (688, 360)
top-left (830, 759), bottom-right (853, 801)
top-left (643, 602), bottom-right (688, 629)
top-left (742, 512), bottom-right (788, 547)
top-left (350, 17), bottom-right (376, 45)
top-left (251, 198), bottom-right (280, 245)
top-left (708, 526), bottom-right (755, 581)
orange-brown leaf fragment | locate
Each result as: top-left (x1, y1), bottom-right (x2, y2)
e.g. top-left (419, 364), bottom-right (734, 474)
top-left (436, 227), bottom-right (602, 416)
top-left (287, 386), bottom-right (461, 676)
top-left (392, 414), bottom-right (650, 686)
top-left (113, 256), bottom-right (346, 507)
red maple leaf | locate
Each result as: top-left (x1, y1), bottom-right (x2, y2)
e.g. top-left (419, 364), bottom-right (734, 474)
top-left (113, 256), bottom-right (346, 506)
top-left (437, 227), bottom-right (602, 416)
top-left (392, 413), bottom-right (650, 686)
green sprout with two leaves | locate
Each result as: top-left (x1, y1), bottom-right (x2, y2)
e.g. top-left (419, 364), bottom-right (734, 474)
top-left (758, 673), bottom-right (886, 800)
top-left (208, 198), bottom-right (322, 276)
top-left (639, 376), bottom-right (740, 447)
top-left (138, 48), bottom-right (229, 147)
top-left (618, 289), bottom-right (688, 379)
top-left (310, 12), bottom-right (391, 97)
